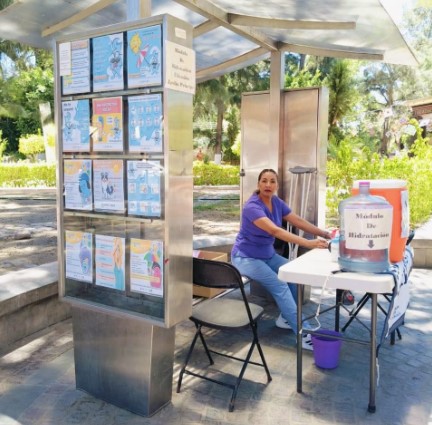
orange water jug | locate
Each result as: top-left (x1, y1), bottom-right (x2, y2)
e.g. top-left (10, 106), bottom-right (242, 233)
top-left (352, 180), bottom-right (409, 263)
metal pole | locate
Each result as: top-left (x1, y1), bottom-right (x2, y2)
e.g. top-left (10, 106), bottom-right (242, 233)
top-left (368, 293), bottom-right (378, 413)
top-left (127, 0), bottom-right (151, 20)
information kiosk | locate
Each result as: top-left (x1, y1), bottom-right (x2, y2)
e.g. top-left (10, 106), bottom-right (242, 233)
top-left (54, 14), bottom-right (194, 416)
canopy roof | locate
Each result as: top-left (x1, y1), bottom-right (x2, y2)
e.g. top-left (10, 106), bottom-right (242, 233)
top-left (0, 0), bottom-right (417, 81)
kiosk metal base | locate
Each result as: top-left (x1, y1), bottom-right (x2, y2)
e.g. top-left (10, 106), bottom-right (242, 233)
top-left (72, 306), bottom-right (175, 417)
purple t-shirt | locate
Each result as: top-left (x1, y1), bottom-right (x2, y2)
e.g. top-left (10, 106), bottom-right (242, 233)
top-left (232, 193), bottom-right (291, 259)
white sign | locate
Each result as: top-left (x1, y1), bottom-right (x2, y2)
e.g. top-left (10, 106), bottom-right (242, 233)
top-left (59, 42), bottom-right (72, 76)
top-left (386, 279), bottom-right (410, 335)
top-left (165, 40), bottom-right (195, 94)
top-left (344, 208), bottom-right (393, 250)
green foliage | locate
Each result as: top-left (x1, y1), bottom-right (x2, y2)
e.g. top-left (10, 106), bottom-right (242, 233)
top-left (0, 129), bottom-right (7, 157)
top-left (326, 135), bottom-right (432, 228)
top-left (284, 66), bottom-right (322, 88)
top-left (193, 162), bottom-right (240, 186)
top-left (18, 132), bottom-right (45, 160)
top-left (7, 64), bottom-right (54, 138)
top-left (0, 163), bottom-right (56, 187)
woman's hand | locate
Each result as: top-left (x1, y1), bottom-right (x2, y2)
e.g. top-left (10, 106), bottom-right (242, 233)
top-left (305, 238), bottom-right (329, 250)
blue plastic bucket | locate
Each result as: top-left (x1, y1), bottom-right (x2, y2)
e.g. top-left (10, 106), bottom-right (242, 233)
top-left (311, 330), bottom-right (343, 369)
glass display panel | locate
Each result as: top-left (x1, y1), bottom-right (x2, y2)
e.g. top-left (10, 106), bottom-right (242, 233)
top-left (63, 215), bottom-right (165, 320)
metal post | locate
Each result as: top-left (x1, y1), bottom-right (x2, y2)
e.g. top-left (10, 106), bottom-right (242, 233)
top-left (287, 166), bottom-right (317, 260)
top-left (127, 0), bottom-right (151, 20)
top-left (368, 293), bottom-right (378, 413)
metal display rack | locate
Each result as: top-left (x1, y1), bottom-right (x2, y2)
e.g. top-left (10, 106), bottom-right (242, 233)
top-left (54, 14), bottom-right (194, 416)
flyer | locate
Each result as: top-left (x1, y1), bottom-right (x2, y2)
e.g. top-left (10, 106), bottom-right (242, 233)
top-left (92, 33), bottom-right (124, 92)
top-left (64, 159), bottom-right (93, 211)
top-left (62, 39), bottom-right (91, 95)
top-left (93, 159), bottom-right (125, 212)
top-left (95, 234), bottom-right (126, 291)
top-left (62, 100), bottom-right (91, 152)
top-left (127, 25), bottom-right (162, 88)
top-left (65, 230), bottom-right (93, 283)
top-left (92, 97), bottom-right (123, 151)
top-left (127, 160), bottom-right (161, 217)
top-left (130, 238), bottom-right (163, 297)
top-left (128, 94), bottom-right (163, 153)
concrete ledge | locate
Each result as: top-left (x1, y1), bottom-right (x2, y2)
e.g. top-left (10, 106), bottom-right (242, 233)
top-left (193, 235), bottom-right (236, 261)
top-left (0, 262), bottom-right (71, 349)
top-left (411, 239), bottom-right (432, 269)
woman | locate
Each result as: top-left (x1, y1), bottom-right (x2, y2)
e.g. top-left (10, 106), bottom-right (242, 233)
top-left (231, 169), bottom-right (330, 351)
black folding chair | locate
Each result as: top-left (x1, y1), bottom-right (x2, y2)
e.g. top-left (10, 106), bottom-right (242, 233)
top-left (177, 257), bottom-right (272, 412)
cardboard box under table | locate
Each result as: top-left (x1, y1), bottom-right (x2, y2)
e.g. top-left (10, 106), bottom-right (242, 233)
top-left (193, 250), bottom-right (228, 298)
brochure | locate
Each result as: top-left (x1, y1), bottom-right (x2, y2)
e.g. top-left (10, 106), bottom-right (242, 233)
top-left (128, 94), bottom-right (163, 153)
top-left (127, 25), bottom-right (162, 88)
top-left (65, 230), bottom-right (93, 283)
top-left (130, 238), bottom-right (163, 297)
top-left (62, 100), bottom-right (91, 152)
top-left (92, 97), bottom-right (123, 151)
top-left (127, 160), bottom-right (161, 217)
top-left (92, 33), bottom-right (124, 92)
top-left (93, 159), bottom-right (125, 213)
top-left (64, 159), bottom-right (93, 210)
top-left (62, 39), bottom-right (91, 95)
top-left (95, 234), bottom-right (126, 291)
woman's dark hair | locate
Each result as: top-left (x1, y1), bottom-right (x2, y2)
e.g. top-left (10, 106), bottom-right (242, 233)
top-left (254, 168), bottom-right (278, 194)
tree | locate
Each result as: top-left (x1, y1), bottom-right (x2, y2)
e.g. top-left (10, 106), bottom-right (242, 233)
top-left (193, 63), bottom-right (269, 163)
top-left (0, 47), bottom-right (54, 153)
top-left (325, 60), bottom-right (359, 143)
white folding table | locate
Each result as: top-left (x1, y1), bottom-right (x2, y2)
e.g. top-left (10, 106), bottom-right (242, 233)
top-left (278, 248), bottom-right (402, 413)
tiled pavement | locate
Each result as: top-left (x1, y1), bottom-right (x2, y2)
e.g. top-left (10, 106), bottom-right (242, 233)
top-left (1, 266), bottom-right (432, 425)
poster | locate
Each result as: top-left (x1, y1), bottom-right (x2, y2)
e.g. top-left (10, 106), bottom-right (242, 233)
top-left (65, 230), bottom-right (93, 283)
top-left (130, 239), bottom-right (163, 297)
top-left (93, 160), bottom-right (125, 212)
top-left (95, 234), bottom-right (126, 291)
top-left (62, 100), bottom-right (90, 152)
top-left (92, 33), bottom-right (124, 92)
top-left (64, 159), bottom-right (93, 211)
top-left (127, 160), bottom-right (161, 217)
top-left (127, 25), bottom-right (162, 88)
top-left (62, 39), bottom-right (91, 95)
top-left (92, 97), bottom-right (123, 151)
top-left (128, 94), bottom-right (163, 152)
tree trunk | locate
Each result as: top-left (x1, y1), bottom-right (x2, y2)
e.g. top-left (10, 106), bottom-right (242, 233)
top-left (379, 116), bottom-right (390, 156)
top-left (214, 104), bottom-right (224, 164)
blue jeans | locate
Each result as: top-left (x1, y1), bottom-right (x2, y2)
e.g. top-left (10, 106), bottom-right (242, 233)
top-left (232, 251), bottom-right (308, 334)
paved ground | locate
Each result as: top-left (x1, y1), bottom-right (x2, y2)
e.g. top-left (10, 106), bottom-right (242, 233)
top-left (1, 266), bottom-right (431, 425)
top-left (1, 188), bottom-right (432, 425)
top-left (0, 189), bottom-right (57, 275)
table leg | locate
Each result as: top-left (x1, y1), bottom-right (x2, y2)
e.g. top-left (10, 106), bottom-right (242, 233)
top-left (335, 289), bottom-right (343, 331)
top-left (368, 293), bottom-right (377, 413)
top-left (297, 284), bottom-right (303, 393)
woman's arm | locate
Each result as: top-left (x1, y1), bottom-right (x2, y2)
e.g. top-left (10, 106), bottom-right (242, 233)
top-left (253, 216), bottom-right (329, 249)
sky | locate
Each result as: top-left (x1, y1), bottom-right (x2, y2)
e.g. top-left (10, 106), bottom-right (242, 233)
top-left (381, 0), bottom-right (415, 24)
